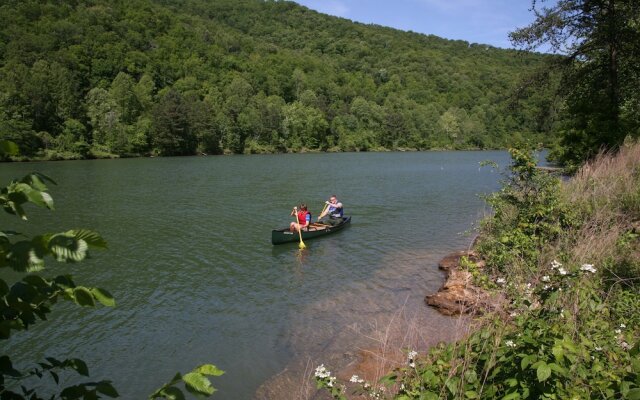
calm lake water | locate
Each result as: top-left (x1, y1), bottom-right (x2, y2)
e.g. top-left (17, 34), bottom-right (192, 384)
top-left (1, 151), bottom-right (512, 399)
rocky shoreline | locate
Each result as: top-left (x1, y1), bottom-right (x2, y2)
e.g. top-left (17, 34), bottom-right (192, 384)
top-left (425, 250), bottom-right (506, 316)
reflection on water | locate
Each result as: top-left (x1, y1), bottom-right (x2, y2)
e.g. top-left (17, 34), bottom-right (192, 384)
top-left (0, 151), bottom-right (510, 399)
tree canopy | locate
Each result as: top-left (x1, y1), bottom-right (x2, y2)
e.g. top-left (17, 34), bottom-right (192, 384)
top-left (510, 0), bottom-right (640, 168)
top-left (0, 0), bottom-right (558, 159)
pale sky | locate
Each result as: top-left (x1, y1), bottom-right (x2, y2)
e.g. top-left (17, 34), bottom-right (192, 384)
top-left (293, 0), bottom-right (553, 50)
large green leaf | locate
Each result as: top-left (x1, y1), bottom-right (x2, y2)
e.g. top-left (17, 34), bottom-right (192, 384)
top-left (551, 344), bottom-right (564, 361)
top-left (20, 172), bottom-right (56, 191)
top-left (628, 388), bottom-right (640, 400)
top-left (520, 354), bottom-right (535, 370)
top-left (7, 240), bottom-right (46, 272)
top-left (48, 233), bottom-right (88, 262)
top-left (445, 376), bottom-right (459, 395)
top-left (4, 191), bottom-right (29, 219)
top-left (632, 358), bottom-right (640, 374)
top-left (73, 287), bottom-right (95, 307)
top-left (22, 275), bottom-right (49, 288)
top-left (68, 229), bottom-right (108, 249)
top-left (183, 372), bottom-right (215, 395)
top-left (149, 373), bottom-right (183, 399)
top-left (91, 287), bottom-right (116, 307)
top-left (151, 386), bottom-right (186, 400)
top-left (96, 381), bottom-right (119, 397)
top-left (25, 189), bottom-right (54, 210)
top-left (502, 392), bottom-right (521, 400)
top-left (63, 358), bottom-right (89, 376)
top-left (194, 364), bottom-right (224, 377)
top-left (536, 362), bottom-right (551, 382)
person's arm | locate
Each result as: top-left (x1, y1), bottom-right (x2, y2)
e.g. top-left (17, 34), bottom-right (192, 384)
top-left (303, 213), bottom-right (311, 228)
top-left (291, 206), bottom-right (298, 216)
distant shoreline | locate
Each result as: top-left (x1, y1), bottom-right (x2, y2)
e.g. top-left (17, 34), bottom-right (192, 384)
top-left (2, 145), bottom-right (527, 163)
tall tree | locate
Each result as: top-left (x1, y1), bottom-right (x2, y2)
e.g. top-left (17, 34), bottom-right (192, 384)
top-left (151, 89), bottom-right (196, 156)
top-left (511, 0), bottom-right (640, 167)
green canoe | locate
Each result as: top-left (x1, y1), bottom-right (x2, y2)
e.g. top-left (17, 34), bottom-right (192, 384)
top-left (271, 216), bottom-right (351, 245)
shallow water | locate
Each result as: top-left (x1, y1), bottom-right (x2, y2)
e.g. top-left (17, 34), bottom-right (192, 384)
top-left (1, 151), bottom-right (511, 399)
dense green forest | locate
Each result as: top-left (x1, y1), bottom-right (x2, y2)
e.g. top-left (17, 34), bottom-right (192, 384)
top-left (0, 0), bottom-right (558, 160)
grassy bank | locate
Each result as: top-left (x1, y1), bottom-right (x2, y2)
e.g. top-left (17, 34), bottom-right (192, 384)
top-left (316, 143), bottom-right (640, 399)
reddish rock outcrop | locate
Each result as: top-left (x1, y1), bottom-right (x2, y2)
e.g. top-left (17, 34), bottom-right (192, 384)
top-left (426, 251), bottom-right (504, 316)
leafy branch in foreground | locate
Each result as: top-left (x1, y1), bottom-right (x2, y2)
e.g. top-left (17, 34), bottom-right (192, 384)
top-left (0, 140), bottom-right (223, 399)
top-left (150, 364), bottom-right (225, 400)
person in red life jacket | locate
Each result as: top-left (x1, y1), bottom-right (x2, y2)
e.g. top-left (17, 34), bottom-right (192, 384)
top-left (290, 203), bottom-right (311, 232)
top-left (317, 195), bottom-right (343, 226)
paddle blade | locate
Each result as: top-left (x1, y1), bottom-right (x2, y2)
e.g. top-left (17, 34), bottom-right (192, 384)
top-left (298, 241), bottom-right (306, 249)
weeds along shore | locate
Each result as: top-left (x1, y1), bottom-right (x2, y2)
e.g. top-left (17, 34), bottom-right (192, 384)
top-left (315, 143), bottom-right (640, 399)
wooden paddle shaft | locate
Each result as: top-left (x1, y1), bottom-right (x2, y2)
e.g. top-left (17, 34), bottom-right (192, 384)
top-left (319, 202), bottom-right (329, 219)
top-left (294, 208), bottom-right (306, 248)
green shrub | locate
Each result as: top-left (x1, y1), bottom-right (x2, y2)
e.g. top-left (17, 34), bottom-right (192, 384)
top-left (477, 148), bottom-right (575, 275)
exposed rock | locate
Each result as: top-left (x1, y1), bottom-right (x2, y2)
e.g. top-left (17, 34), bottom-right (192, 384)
top-left (427, 251), bottom-right (505, 316)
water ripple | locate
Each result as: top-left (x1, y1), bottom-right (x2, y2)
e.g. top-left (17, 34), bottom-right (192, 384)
top-left (0, 151), bottom-right (511, 399)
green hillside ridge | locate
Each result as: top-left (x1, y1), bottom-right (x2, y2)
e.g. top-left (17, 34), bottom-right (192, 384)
top-left (0, 0), bottom-right (558, 160)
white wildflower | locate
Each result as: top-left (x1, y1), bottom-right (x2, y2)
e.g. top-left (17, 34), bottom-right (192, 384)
top-left (620, 324), bottom-right (626, 329)
top-left (496, 277), bottom-right (506, 285)
top-left (558, 267), bottom-right (568, 275)
top-left (615, 329), bottom-right (622, 334)
top-left (314, 364), bottom-right (331, 379)
top-left (510, 312), bottom-right (518, 317)
top-left (551, 260), bottom-right (562, 269)
top-left (327, 376), bottom-right (336, 387)
top-left (350, 375), bottom-right (364, 383)
top-left (580, 264), bottom-right (597, 274)
top-left (543, 284), bottom-right (550, 290)
top-left (407, 349), bottom-right (418, 367)
top-left (541, 275), bottom-right (551, 282)
top-left (620, 341), bottom-right (631, 350)
top-left (595, 346), bottom-right (602, 351)
top-left (505, 340), bottom-right (516, 348)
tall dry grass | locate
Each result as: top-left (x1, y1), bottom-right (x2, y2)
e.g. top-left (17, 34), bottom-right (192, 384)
top-left (560, 141), bottom-right (640, 271)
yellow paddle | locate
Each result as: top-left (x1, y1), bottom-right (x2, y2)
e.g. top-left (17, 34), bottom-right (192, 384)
top-left (318, 202), bottom-right (329, 221)
top-left (293, 208), bottom-right (306, 249)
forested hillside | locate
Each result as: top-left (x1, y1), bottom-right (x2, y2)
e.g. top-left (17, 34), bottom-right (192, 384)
top-left (0, 0), bottom-right (557, 159)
